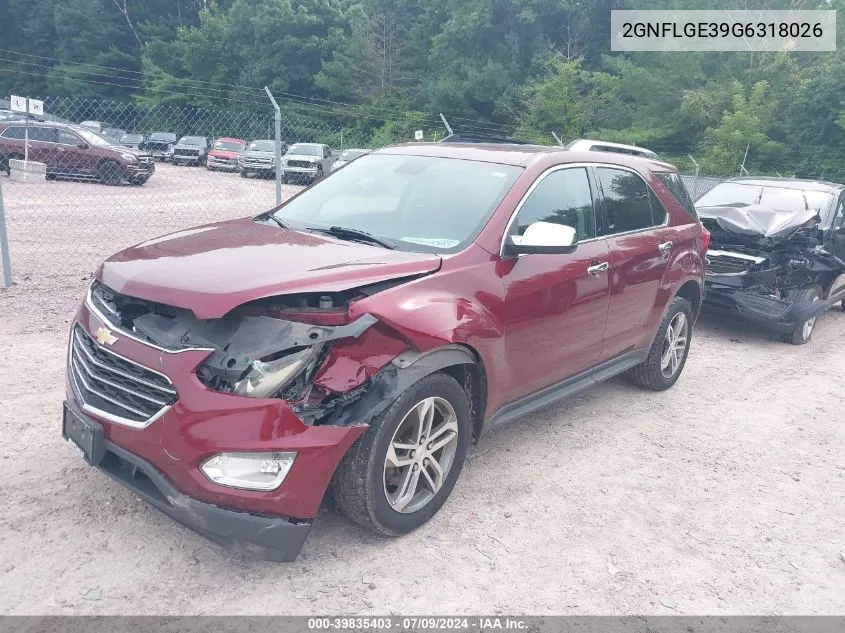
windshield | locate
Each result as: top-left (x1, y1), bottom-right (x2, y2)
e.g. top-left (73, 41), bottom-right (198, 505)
top-left (179, 136), bottom-right (206, 146)
top-left (75, 128), bottom-right (114, 148)
top-left (340, 149), bottom-right (368, 161)
top-left (287, 144), bottom-right (322, 156)
top-left (697, 183), bottom-right (834, 214)
top-left (248, 140), bottom-right (275, 152)
top-left (270, 154), bottom-right (522, 253)
top-left (122, 134), bottom-right (143, 142)
top-left (149, 133), bottom-right (176, 142)
top-left (214, 139), bottom-right (244, 151)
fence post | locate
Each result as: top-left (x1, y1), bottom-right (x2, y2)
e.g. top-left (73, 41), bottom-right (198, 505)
top-left (688, 154), bottom-right (700, 200)
top-left (0, 179), bottom-right (12, 288)
top-left (264, 86), bottom-right (283, 206)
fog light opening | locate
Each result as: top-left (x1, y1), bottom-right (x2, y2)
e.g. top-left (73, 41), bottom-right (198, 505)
top-left (200, 452), bottom-right (296, 491)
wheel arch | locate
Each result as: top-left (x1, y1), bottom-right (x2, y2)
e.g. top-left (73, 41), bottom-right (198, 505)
top-left (675, 279), bottom-right (702, 319)
top-left (328, 343), bottom-right (488, 442)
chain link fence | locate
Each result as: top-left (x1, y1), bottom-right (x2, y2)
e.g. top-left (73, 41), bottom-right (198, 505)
top-left (0, 96), bottom-right (733, 321)
top-left (0, 97), bottom-right (397, 316)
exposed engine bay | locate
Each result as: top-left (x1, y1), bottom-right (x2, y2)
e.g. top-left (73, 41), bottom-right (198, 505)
top-left (699, 204), bottom-right (845, 330)
top-left (88, 280), bottom-right (423, 426)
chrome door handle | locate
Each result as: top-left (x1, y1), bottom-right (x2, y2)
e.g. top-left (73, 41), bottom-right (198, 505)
top-left (658, 241), bottom-right (673, 252)
top-left (587, 262), bottom-right (610, 275)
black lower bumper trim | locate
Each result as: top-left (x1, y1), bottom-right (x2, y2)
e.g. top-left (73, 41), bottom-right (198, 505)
top-left (66, 401), bottom-right (311, 562)
top-left (703, 284), bottom-right (832, 333)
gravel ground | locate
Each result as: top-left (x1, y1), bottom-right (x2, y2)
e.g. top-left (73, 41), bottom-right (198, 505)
top-left (0, 167), bottom-right (844, 615)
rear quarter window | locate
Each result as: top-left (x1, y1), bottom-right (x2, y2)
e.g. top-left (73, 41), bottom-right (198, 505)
top-left (657, 172), bottom-right (698, 220)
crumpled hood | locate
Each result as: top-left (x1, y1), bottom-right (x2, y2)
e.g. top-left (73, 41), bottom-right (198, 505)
top-left (97, 217), bottom-right (442, 319)
top-left (698, 204), bottom-right (820, 240)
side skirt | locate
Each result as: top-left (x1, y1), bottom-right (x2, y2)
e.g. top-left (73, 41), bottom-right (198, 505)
top-left (483, 349), bottom-right (648, 434)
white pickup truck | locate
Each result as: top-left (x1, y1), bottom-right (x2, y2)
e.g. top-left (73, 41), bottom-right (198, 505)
top-left (282, 143), bottom-right (335, 184)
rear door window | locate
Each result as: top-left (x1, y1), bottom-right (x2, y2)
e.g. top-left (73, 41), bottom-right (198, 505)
top-left (595, 167), bottom-right (658, 235)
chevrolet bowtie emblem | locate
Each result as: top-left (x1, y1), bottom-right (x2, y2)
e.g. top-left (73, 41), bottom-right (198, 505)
top-left (94, 327), bottom-right (118, 346)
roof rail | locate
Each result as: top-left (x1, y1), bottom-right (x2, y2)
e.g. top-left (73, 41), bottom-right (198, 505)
top-left (439, 132), bottom-right (532, 145)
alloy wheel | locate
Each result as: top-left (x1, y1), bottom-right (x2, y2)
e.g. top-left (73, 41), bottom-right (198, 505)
top-left (383, 396), bottom-right (459, 514)
top-left (660, 311), bottom-right (688, 378)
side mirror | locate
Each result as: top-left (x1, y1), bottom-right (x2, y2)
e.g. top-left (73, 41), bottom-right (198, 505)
top-left (76, 143), bottom-right (89, 149)
top-left (503, 221), bottom-right (578, 257)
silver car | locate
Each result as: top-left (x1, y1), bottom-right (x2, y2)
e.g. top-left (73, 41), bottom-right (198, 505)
top-left (331, 148), bottom-right (370, 171)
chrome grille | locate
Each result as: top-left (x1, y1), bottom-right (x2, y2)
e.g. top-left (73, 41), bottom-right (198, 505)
top-left (286, 160), bottom-right (313, 168)
top-left (69, 324), bottom-right (177, 426)
top-left (705, 250), bottom-right (767, 275)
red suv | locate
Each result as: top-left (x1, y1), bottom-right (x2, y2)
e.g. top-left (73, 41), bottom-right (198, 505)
top-left (0, 122), bottom-right (154, 185)
top-left (62, 142), bottom-right (706, 561)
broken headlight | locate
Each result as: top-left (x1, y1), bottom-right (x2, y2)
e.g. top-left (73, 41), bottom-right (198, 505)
top-left (231, 347), bottom-right (318, 398)
top-left (198, 345), bottom-right (322, 399)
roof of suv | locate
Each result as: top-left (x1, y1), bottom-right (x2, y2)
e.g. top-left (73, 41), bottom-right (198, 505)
top-left (377, 142), bottom-right (676, 171)
top-left (726, 177), bottom-right (844, 193)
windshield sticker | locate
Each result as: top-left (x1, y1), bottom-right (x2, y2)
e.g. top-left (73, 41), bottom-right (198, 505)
top-left (401, 237), bottom-right (460, 248)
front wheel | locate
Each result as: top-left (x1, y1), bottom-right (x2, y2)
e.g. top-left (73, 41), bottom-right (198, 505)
top-left (98, 160), bottom-right (124, 185)
top-left (783, 284), bottom-right (822, 345)
top-left (630, 296), bottom-right (693, 391)
top-left (332, 372), bottom-right (470, 536)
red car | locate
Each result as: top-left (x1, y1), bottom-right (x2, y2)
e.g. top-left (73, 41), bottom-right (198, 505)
top-left (0, 122), bottom-right (154, 184)
top-left (206, 137), bottom-right (247, 171)
top-left (63, 141), bottom-right (706, 561)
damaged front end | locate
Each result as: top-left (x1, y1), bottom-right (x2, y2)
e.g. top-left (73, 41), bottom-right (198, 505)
top-left (88, 279), bottom-right (414, 426)
top-left (699, 205), bottom-right (845, 332)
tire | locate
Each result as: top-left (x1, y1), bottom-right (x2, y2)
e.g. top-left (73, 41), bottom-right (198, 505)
top-left (239, 169), bottom-right (248, 178)
top-left (332, 372), bottom-right (471, 536)
top-left (630, 296), bottom-right (693, 391)
top-left (315, 166), bottom-right (323, 182)
top-left (783, 284), bottom-right (823, 345)
top-left (97, 160), bottom-right (124, 186)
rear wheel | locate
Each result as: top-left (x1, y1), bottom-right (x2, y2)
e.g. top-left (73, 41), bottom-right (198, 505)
top-left (630, 296), bottom-right (693, 391)
top-left (332, 372), bottom-right (470, 536)
top-left (97, 160), bottom-right (124, 185)
top-left (783, 284), bottom-right (822, 345)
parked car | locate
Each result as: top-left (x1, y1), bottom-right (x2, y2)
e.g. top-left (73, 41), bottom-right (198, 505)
top-left (331, 148), bottom-right (370, 171)
top-left (282, 142), bottom-right (334, 183)
top-left (564, 139), bottom-right (660, 160)
top-left (172, 135), bottom-right (211, 166)
top-left (79, 121), bottom-right (105, 132)
top-left (696, 177), bottom-right (845, 344)
top-left (119, 133), bottom-right (144, 149)
top-left (206, 137), bottom-right (247, 171)
top-left (139, 132), bottom-right (177, 162)
top-left (101, 128), bottom-right (126, 144)
top-left (62, 141), bottom-right (705, 561)
top-left (0, 122), bottom-right (154, 184)
top-left (238, 139), bottom-right (282, 178)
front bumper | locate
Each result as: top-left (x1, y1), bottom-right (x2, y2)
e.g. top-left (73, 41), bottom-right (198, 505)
top-left (240, 160), bottom-right (274, 172)
top-left (207, 156), bottom-right (239, 170)
top-left (285, 166), bottom-right (319, 178)
top-left (64, 400), bottom-right (311, 561)
top-left (123, 161), bottom-right (154, 179)
top-left (704, 278), bottom-right (830, 333)
top-left (64, 299), bottom-right (367, 560)
top-left (173, 154), bottom-right (203, 163)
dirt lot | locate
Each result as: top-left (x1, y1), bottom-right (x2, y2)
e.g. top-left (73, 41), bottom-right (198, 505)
top-left (0, 166), bottom-right (844, 615)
